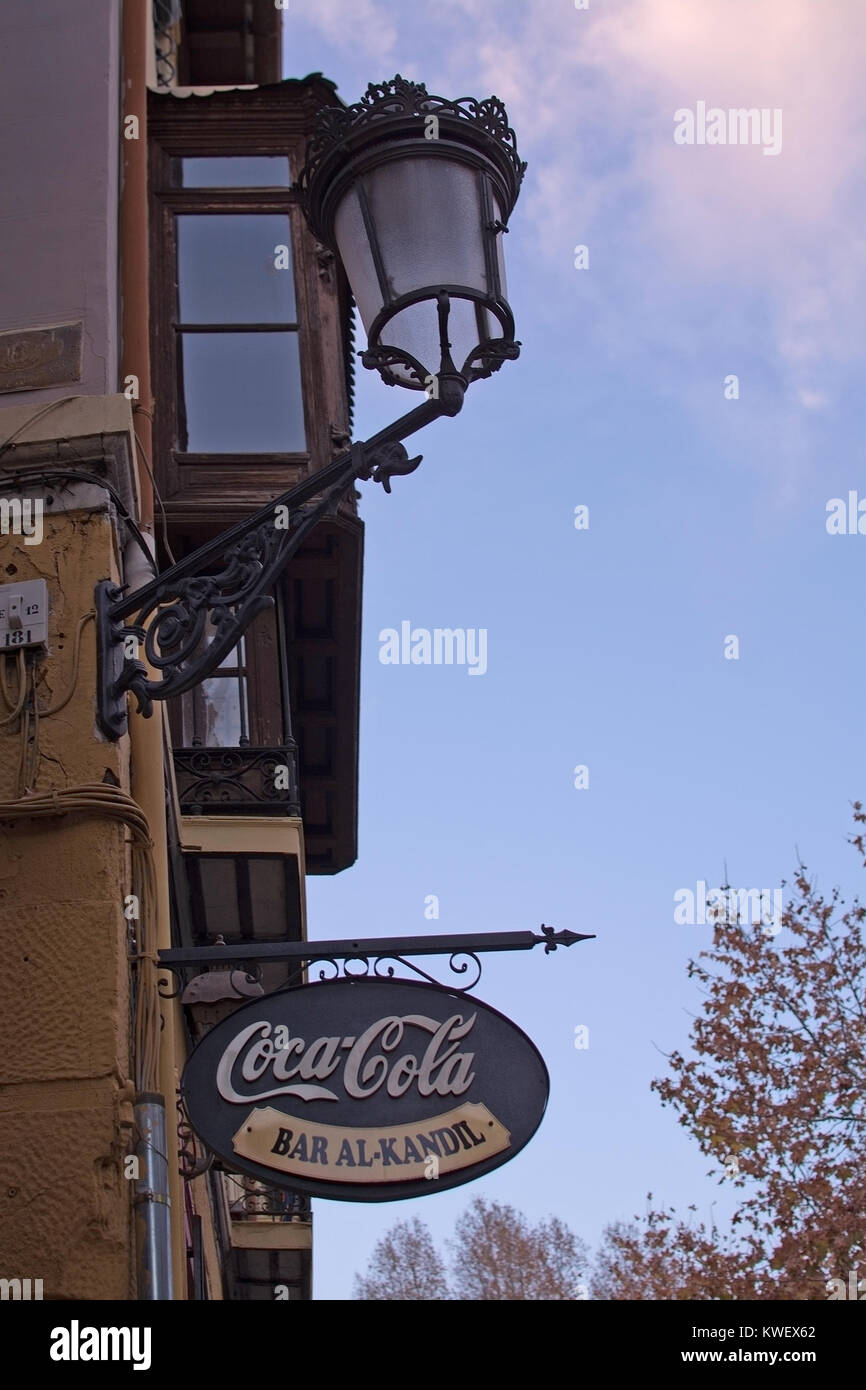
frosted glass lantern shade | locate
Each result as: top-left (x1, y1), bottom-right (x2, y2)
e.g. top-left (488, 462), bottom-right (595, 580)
top-left (333, 154), bottom-right (509, 383)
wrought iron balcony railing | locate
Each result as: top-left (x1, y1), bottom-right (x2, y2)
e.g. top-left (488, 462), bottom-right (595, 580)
top-left (173, 742), bottom-right (301, 818)
top-left (223, 1172), bottom-right (311, 1224)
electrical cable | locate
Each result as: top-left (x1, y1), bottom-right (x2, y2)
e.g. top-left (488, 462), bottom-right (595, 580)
top-left (132, 427), bottom-right (176, 566)
top-left (0, 395), bottom-right (82, 463)
top-left (3, 611), bottom-right (95, 791)
top-left (0, 467), bottom-right (156, 573)
top-left (0, 649), bottom-right (26, 723)
top-left (27, 662), bottom-right (39, 791)
top-left (16, 660), bottom-right (39, 796)
top-left (38, 610), bottom-right (95, 716)
top-left (4, 611), bottom-right (96, 792)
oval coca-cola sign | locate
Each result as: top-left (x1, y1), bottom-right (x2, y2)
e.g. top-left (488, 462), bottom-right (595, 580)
top-left (181, 977), bottom-right (550, 1201)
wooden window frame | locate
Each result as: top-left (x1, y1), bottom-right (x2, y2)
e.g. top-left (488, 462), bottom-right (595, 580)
top-left (148, 84), bottom-right (352, 523)
top-left (167, 560), bottom-right (290, 752)
top-left (188, 635), bottom-right (249, 748)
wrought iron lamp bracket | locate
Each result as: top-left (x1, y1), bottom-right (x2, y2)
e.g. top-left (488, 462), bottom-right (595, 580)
top-left (96, 372), bottom-right (463, 740)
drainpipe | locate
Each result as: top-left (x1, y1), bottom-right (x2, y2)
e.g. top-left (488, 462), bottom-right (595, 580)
top-left (125, 532), bottom-right (182, 1302)
top-left (120, 0), bottom-right (153, 524)
top-left (121, 0), bottom-right (185, 1299)
top-left (133, 1094), bottom-right (173, 1300)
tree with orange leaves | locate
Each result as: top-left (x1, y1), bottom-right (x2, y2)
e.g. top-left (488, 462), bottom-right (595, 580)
top-left (593, 805), bottom-right (866, 1300)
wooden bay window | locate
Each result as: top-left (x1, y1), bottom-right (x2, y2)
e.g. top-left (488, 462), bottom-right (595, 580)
top-left (149, 82), bottom-right (362, 868)
top-left (148, 81), bottom-right (353, 522)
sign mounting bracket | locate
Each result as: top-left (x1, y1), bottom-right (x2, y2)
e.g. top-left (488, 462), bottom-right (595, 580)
top-left (158, 926), bottom-right (594, 998)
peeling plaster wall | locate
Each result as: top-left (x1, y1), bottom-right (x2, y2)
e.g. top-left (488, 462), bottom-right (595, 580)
top-left (0, 506), bottom-right (136, 1299)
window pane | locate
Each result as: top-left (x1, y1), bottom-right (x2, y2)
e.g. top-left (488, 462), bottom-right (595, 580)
top-left (177, 214), bottom-right (295, 322)
top-left (248, 859), bottom-right (288, 938)
top-left (197, 859), bottom-right (239, 938)
top-left (181, 332), bottom-right (306, 452)
top-left (217, 635), bottom-right (245, 672)
top-left (200, 675), bottom-right (244, 745)
top-left (182, 157), bottom-right (290, 187)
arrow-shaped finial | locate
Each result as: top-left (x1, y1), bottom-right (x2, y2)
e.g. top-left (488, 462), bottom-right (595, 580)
top-left (538, 924), bottom-right (596, 953)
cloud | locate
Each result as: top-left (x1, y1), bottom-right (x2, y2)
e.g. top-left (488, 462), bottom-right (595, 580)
top-left (424, 0), bottom-right (866, 411)
top-left (290, 0), bottom-right (398, 65)
top-left (289, 0), bottom-right (866, 444)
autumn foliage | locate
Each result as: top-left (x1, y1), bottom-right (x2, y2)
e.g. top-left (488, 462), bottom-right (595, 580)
top-left (354, 1198), bottom-right (589, 1300)
top-left (593, 804), bottom-right (866, 1299)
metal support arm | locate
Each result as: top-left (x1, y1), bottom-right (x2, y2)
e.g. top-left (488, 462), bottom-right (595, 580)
top-left (158, 926), bottom-right (594, 998)
top-left (96, 369), bottom-right (466, 739)
top-left (159, 928), bottom-right (592, 995)
top-left (160, 925), bottom-right (593, 969)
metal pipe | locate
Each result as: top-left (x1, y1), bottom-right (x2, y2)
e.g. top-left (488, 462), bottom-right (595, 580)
top-left (121, 2), bottom-right (182, 1300)
top-left (133, 1094), bottom-right (173, 1301)
top-left (123, 532), bottom-right (187, 1301)
top-left (120, 0), bottom-right (154, 528)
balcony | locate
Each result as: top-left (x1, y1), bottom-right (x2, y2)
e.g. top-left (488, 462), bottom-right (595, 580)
top-left (165, 525), bottom-right (363, 874)
top-left (173, 742), bottom-right (300, 817)
top-left (153, 0), bottom-right (282, 89)
top-left (211, 1172), bottom-right (312, 1300)
top-left (223, 1173), bottom-right (312, 1254)
top-left (225, 1173), bottom-right (311, 1224)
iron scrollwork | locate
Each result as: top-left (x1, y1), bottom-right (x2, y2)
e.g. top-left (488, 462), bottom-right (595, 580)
top-left (222, 1172), bottom-right (311, 1222)
top-left (311, 957), bottom-right (342, 983)
top-left (298, 74), bottom-right (526, 207)
top-left (464, 337), bottom-right (522, 382)
top-left (97, 426), bottom-right (436, 740)
top-left (152, 1), bottom-right (179, 89)
top-left (309, 951), bottom-right (484, 992)
top-left (98, 499), bottom-right (320, 738)
top-left (372, 951), bottom-right (483, 993)
top-left (158, 964), bottom-right (184, 1000)
top-left (173, 745), bottom-right (301, 817)
top-left (177, 1090), bottom-right (214, 1179)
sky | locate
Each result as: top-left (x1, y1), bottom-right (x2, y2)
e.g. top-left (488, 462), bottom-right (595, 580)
top-left (283, 1), bottom-right (866, 1299)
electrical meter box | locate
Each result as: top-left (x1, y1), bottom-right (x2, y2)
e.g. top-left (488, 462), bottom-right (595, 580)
top-left (0, 578), bottom-right (49, 649)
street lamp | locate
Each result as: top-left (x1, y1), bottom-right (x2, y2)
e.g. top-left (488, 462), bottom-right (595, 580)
top-left (96, 75), bottom-right (525, 737)
top-left (299, 74), bottom-right (524, 392)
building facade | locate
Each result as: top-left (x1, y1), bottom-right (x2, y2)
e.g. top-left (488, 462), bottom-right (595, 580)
top-left (0, 1), bottom-right (361, 1300)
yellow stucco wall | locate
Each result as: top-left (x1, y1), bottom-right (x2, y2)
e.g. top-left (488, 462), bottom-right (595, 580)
top-left (0, 506), bottom-right (136, 1299)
